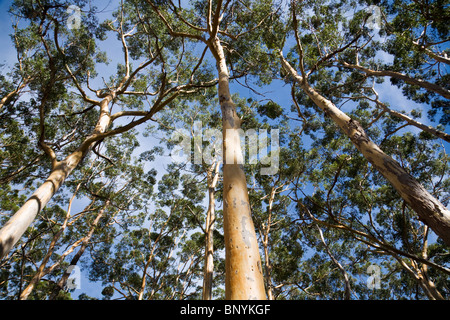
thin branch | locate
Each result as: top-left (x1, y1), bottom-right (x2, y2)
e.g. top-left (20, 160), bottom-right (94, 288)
top-left (118, 56), bottom-right (159, 94)
top-left (38, 101), bottom-right (57, 169)
top-left (110, 110), bottom-right (149, 122)
top-left (189, 45), bottom-right (209, 83)
top-left (232, 7), bottom-right (277, 40)
top-left (315, 222), bottom-right (352, 300)
top-left (207, 0), bottom-right (213, 33)
top-left (168, 1), bottom-right (208, 34)
top-left (308, 32), bottom-right (363, 77)
top-left (413, 40), bottom-right (450, 65)
top-left (117, 1), bottom-right (134, 80)
top-left (369, 90), bottom-right (450, 143)
top-left (0, 76), bottom-right (31, 111)
top-left (344, 88), bottom-right (450, 142)
top-left (299, 210), bottom-right (450, 276)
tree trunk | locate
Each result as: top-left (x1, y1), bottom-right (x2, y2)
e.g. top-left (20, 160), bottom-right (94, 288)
top-left (262, 188), bottom-right (275, 300)
top-left (202, 161), bottom-right (220, 300)
top-left (211, 38), bottom-right (266, 300)
top-left (18, 183), bottom-right (82, 300)
top-left (340, 62), bottom-right (450, 99)
top-left (280, 51), bottom-right (450, 246)
top-left (48, 201), bottom-right (107, 300)
top-left (0, 96), bottom-right (113, 260)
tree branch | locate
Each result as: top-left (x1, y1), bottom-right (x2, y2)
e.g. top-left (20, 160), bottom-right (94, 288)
top-left (291, 1), bottom-right (306, 80)
top-left (339, 61), bottom-right (450, 99)
top-left (413, 40), bottom-right (450, 65)
top-left (53, 22), bottom-right (100, 105)
top-left (210, 0), bottom-right (224, 38)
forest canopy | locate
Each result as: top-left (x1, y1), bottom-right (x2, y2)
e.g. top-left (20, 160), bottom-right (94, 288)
top-left (0, 0), bottom-right (449, 300)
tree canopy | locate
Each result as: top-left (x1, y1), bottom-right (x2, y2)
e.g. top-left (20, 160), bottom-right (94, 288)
top-left (0, 0), bottom-right (448, 300)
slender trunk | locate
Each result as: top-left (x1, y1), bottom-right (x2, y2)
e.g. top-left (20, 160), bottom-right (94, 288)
top-left (280, 52), bottom-right (450, 246)
top-left (211, 38), bottom-right (266, 300)
top-left (0, 96), bottom-right (113, 260)
top-left (202, 161), bottom-right (220, 300)
top-left (138, 207), bottom-right (175, 300)
top-left (416, 226), bottom-right (444, 300)
top-left (262, 239), bottom-right (273, 300)
top-left (48, 201), bottom-right (107, 300)
top-left (137, 236), bottom-right (159, 300)
top-left (202, 187), bottom-right (215, 300)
